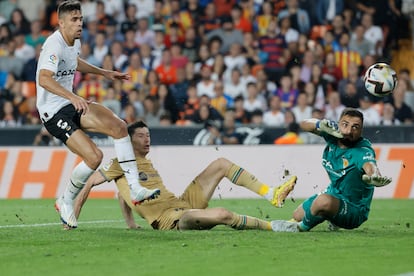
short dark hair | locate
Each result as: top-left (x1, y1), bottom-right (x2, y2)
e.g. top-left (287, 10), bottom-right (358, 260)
top-left (340, 108), bottom-right (364, 124)
top-left (58, 0), bottom-right (81, 18)
top-left (127, 120), bottom-right (148, 137)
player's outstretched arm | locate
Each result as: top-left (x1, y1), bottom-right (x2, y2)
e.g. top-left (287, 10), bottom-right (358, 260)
top-left (118, 194), bottom-right (141, 229)
top-left (300, 118), bottom-right (343, 138)
top-left (362, 162), bottom-right (392, 187)
top-left (74, 171), bottom-right (106, 219)
top-left (77, 57), bottom-right (130, 81)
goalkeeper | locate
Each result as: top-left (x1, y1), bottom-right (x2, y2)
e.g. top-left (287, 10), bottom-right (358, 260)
top-left (272, 108), bottom-right (392, 232)
top-left (73, 120), bottom-right (297, 230)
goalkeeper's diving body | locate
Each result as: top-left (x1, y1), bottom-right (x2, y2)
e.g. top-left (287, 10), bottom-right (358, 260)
top-left (73, 120), bottom-right (297, 231)
top-left (272, 107), bottom-right (392, 232)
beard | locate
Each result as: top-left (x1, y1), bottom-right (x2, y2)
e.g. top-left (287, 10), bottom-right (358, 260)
top-left (339, 137), bottom-right (361, 147)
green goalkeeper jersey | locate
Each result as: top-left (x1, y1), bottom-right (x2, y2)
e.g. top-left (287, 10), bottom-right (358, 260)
top-left (322, 135), bottom-right (376, 212)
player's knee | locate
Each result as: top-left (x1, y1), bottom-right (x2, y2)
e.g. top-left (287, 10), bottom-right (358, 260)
top-left (107, 118), bottom-right (128, 139)
top-left (292, 204), bottom-right (304, 221)
top-left (215, 207), bottom-right (233, 222)
top-left (313, 194), bottom-right (338, 216)
top-left (213, 158), bottom-right (232, 172)
top-left (85, 148), bottom-right (103, 169)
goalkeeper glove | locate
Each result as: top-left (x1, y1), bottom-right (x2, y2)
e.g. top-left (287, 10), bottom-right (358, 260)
top-left (316, 119), bottom-right (343, 138)
top-left (362, 174), bottom-right (392, 187)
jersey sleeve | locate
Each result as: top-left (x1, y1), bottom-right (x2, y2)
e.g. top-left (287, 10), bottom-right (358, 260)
top-left (38, 39), bottom-right (62, 74)
top-left (356, 146), bottom-right (377, 170)
top-left (98, 158), bottom-right (124, 182)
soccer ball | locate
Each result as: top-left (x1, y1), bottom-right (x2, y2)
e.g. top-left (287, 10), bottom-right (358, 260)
top-left (364, 63), bottom-right (398, 97)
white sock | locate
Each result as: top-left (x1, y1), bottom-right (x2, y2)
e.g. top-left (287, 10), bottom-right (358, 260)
top-left (63, 161), bottom-right (95, 203)
top-left (113, 135), bottom-right (143, 198)
top-left (263, 187), bottom-right (275, 201)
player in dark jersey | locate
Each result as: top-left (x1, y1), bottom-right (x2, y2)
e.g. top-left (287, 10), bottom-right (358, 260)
top-left (74, 121), bottom-right (297, 231)
top-left (272, 108), bottom-right (392, 232)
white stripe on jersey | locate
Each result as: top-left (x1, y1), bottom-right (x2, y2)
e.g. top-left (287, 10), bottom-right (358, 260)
top-left (36, 30), bottom-right (81, 122)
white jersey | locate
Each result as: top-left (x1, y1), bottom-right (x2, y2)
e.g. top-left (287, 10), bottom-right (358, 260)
top-left (36, 30), bottom-right (81, 122)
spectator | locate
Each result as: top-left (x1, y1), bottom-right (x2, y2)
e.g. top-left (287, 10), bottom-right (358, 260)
top-left (0, 23), bottom-right (12, 46)
top-left (170, 43), bottom-right (188, 70)
top-left (292, 92), bottom-right (312, 123)
top-left (180, 84), bottom-right (199, 123)
top-left (169, 68), bottom-right (189, 112)
top-left (0, 100), bottom-right (21, 127)
top-left (120, 3), bottom-right (138, 35)
top-left (181, 26), bottom-right (199, 63)
top-left (24, 19), bottom-right (46, 48)
top-left (299, 107), bottom-right (326, 144)
top-left (255, 1), bottom-right (276, 37)
top-left (231, 3), bottom-right (252, 33)
top-left (278, 0), bottom-right (311, 35)
top-left (152, 30), bottom-right (166, 66)
top-left (258, 20), bottom-right (286, 84)
top-left (122, 102), bottom-right (138, 124)
top-left (126, 88), bottom-right (145, 119)
top-left (77, 74), bottom-right (108, 103)
top-left (109, 41), bottom-right (128, 71)
top-left (283, 109), bottom-right (297, 127)
top-left (360, 12), bottom-right (384, 56)
top-left (121, 29), bottom-right (138, 57)
top-left (92, 31), bottom-right (108, 66)
top-left (242, 32), bottom-right (260, 66)
top-left (8, 8), bottom-right (31, 35)
top-left (140, 69), bottom-right (160, 97)
top-left (102, 86), bottom-right (122, 117)
top-left (210, 80), bottom-right (234, 117)
top-left (13, 31), bottom-right (35, 63)
top-left (299, 50), bottom-right (315, 83)
top-left (221, 109), bottom-right (243, 144)
top-left (263, 95), bottom-right (285, 127)
top-left (274, 122), bottom-right (304, 144)
top-left (135, 16), bottom-right (155, 47)
top-left (101, 0), bottom-right (125, 24)
top-left (123, 52), bottom-right (147, 91)
top-left (273, 73), bottom-right (299, 111)
top-left (155, 48), bottom-right (178, 85)
top-left (358, 95), bottom-right (381, 125)
top-left (157, 83), bottom-right (179, 123)
top-left (199, 2), bottom-right (221, 35)
top-left (206, 16), bottom-right (244, 54)
top-left (196, 64), bottom-right (215, 98)
top-left (142, 95), bottom-right (161, 126)
top-left (80, 42), bottom-right (99, 68)
top-left (224, 68), bottom-right (246, 99)
top-left (0, 39), bottom-right (24, 78)
top-left (139, 43), bottom-right (156, 71)
top-left (194, 43), bottom-right (214, 74)
top-left (391, 80), bottom-right (413, 124)
top-left (338, 61), bottom-right (365, 106)
top-left (211, 54), bottom-right (226, 81)
top-left (250, 109), bottom-right (265, 126)
top-left (340, 82), bottom-right (361, 108)
top-left (244, 82), bottom-right (267, 117)
top-left (233, 95), bottom-right (249, 124)
top-left (349, 25), bottom-right (375, 58)
top-left (380, 103), bottom-right (401, 125)
top-left (191, 100), bottom-right (223, 125)
top-left (277, 15), bottom-right (299, 45)
top-left (334, 32), bottom-right (362, 79)
top-left (129, 0), bottom-right (155, 20)
top-left (315, 0), bottom-right (345, 25)
top-left (325, 91), bottom-right (346, 121)
top-left (321, 51), bottom-right (342, 92)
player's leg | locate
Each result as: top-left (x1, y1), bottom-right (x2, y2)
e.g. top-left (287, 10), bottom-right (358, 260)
top-left (178, 208), bottom-right (272, 230)
top-left (193, 157), bottom-right (297, 207)
top-left (80, 103), bottom-right (160, 204)
top-left (272, 193), bottom-right (340, 232)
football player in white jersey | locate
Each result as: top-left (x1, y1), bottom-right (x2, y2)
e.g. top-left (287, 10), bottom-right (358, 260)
top-left (36, 0), bottom-right (160, 229)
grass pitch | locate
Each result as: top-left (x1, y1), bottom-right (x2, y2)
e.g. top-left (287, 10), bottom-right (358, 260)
top-left (0, 198), bottom-right (413, 276)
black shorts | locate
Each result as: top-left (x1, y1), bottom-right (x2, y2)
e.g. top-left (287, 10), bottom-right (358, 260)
top-left (43, 104), bottom-right (82, 144)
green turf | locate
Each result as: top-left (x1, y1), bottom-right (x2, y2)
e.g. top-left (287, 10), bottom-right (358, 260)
top-left (0, 198), bottom-right (413, 276)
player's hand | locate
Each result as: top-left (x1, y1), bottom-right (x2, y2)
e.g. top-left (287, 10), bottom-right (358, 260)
top-left (362, 174), bottom-right (392, 187)
top-left (316, 119), bottom-right (343, 138)
top-left (103, 70), bottom-right (130, 81)
top-left (70, 94), bottom-right (90, 115)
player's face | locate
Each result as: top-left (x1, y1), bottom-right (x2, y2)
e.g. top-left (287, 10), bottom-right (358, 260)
top-left (338, 115), bottom-right (363, 145)
top-left (59, 10), bottom-right (83, 41)
top-left (131, 127), bottom-right (151, 157)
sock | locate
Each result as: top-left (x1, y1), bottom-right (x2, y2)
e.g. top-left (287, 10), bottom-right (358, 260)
top-left (229, 212), bottom-right (272, 230)
top-left (113, 136), bottom-right (143, 198)
top-left (63, 161), bottom-right (94, 203)
top-left (226, 164), bottom-right (270, 197)
top-left (299, 197), bottom-right (325, 231)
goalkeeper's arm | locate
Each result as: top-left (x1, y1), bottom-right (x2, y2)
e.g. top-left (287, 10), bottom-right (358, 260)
top-left (362, 162), bottom-right (392, 187)
top-left (300, 118), bottom-right (343, 138)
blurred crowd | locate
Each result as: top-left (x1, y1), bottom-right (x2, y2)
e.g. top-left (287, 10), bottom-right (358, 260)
top-left (0, 0), bottom-right (414, 145)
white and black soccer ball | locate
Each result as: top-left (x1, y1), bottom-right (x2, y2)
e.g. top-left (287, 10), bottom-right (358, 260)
top-left (364, 63), bottom-right (398, 97)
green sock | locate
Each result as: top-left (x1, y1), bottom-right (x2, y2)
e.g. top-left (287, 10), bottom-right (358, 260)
top-left (299, 197), bottom-right (325, 231)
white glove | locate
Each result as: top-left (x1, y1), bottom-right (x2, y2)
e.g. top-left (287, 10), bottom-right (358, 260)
top-left (316, 119), bottom-right (343, 138)
top-left (362, 174), bottom-right (392, 187)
